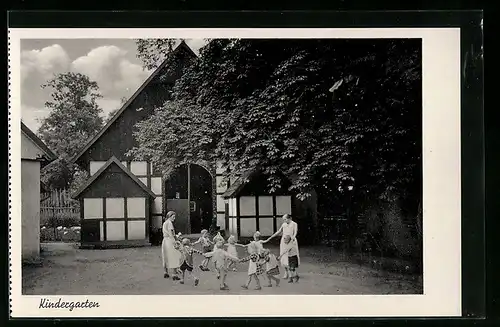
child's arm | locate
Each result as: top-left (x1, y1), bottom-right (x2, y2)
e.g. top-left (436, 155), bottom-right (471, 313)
top-left (235, 243), bottom-right (248, 247)
top-left (203, 251), bottom-right (215, 258)
top-left (224, 251), bottom-right (239, 262)
top-left (238, 254), bottom-right (252, 263)
top-left (278, 247), bottom-right (291, 260)
top-left (192, 248), bottom-right (204, 256)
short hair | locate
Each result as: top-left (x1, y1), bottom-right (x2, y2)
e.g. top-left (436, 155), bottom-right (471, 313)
top-left (182, 238), bottom-right (190, 245)
top-left (200, 229), bottom-right (208, 234)
top-left (166, 211), bottom-right (176, 219)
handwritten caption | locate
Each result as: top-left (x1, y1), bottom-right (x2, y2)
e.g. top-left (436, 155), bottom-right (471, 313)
top-left (39, 298), bottom-right (100, 311)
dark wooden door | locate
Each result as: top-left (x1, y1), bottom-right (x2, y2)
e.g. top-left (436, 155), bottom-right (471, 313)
top-left (166, 199), bottom-right (190, 235)
top-left (164, 164), bottom-right (213, 234)
top-left (81, 220), bottom-right (100, 243)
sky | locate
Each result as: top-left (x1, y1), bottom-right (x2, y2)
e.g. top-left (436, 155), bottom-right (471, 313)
top-left (20, 39), bottom-right (206, 132)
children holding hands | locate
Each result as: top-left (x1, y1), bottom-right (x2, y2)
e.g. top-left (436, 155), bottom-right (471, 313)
top-left (203, 240), bottom-right (239, 290)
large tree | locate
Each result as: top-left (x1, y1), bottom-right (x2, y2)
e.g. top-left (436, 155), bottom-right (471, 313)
top-left (38, 72), bottom-right (104, 189)
top-left (130, 39), bottom-right (421, 207)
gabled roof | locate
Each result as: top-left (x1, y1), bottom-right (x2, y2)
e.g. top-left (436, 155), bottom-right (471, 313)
top-left (222, 170), bottom-right (258, 198)
top-left (21, 121), bottom-right (57, 161)
top-left (71, 156), bottom-right (156, 199)
top-left (70, 40), bottom-right (198, 165)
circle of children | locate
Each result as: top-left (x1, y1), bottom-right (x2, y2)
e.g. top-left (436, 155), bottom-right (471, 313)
top-left (161, 211), bottom-right (300, 291)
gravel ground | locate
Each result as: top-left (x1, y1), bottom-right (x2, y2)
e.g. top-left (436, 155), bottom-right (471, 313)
top-left (22, 242), bottom-right (422, 295)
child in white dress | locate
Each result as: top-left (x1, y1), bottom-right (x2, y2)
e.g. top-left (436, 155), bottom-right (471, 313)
top-left (194, 229), bottom-right (213, 271)
top-left (239, 241), bottom-right (264, 290)
top-left (224, 235), bottom-right (243, 272)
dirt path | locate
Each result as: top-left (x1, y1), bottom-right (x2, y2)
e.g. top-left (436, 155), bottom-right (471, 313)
top-left (22, 243), bottom-right (422, 295)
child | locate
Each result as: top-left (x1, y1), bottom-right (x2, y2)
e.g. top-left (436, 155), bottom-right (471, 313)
top-left (212, 232), bottom-right (225, 249)
top-left (225, 235), bottom-right (244, 272)
top-left (239, 241), bottom-right (264, 290)
top-left (203, 240), bottom-right (239, 290)
top-left (211, 232), bottom-right (225, 277)
top-left (278, 235), bottom-right (300, 283)
top-left (194, 229), bottom-right (213, 272)
top-left (261, 248), bottom-right (280, 287)
top-left (178, 238), bottom-right (204, 286)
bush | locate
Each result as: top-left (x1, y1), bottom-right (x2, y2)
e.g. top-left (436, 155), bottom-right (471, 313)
top-left (358, 199), bottom-right (421, 260)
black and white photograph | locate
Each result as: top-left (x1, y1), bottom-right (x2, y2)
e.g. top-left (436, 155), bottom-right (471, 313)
top-left (9, 27), bottom-right (462, 317)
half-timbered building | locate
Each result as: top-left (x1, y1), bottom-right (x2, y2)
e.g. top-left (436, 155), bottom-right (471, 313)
top-left (71, 41), bottom-right (317, 248)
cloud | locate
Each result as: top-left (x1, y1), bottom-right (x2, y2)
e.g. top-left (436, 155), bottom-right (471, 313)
top-left (185, 39), bottom-right (207, 54)
top-left (71, 45), bottom-right (151, 99)
top-left (21, 44), bottom-right (70, 82)
top-left (21, 105), bottom-right (51, 132)
top-left (96, 98), bottom-right (122, 117)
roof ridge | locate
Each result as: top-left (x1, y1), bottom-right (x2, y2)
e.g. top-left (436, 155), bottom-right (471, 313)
top-left (71, 156), bottom-right (156, 199)
top-left (21, 121), bottom-right (57, 161)
top-left (70, 41), bottom-right (198, 165)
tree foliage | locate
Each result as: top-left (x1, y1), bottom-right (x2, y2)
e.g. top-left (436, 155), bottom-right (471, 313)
top-left (38, 72), bottom-right (104, 189)
top-left (131, 39), bottom-right (421, 205)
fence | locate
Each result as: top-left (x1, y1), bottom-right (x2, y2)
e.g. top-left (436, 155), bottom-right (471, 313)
top-left (40, 188), bottom-right (80, 242)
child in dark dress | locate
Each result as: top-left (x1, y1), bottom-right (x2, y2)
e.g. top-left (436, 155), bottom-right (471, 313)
top-left (278, 235), bottom-right (300, 283)
top-left (179, 238), bottom-right (204, 286)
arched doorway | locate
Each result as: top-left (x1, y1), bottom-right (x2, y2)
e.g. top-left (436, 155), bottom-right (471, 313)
top-left (164, 164), bottom-right (213, 235)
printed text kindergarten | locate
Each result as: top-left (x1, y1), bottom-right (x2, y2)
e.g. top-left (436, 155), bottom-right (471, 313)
top-left (39, 298), bottom-right (100, 311)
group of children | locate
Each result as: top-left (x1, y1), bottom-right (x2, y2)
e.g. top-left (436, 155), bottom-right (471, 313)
top-left (172, 229), bottom-right (300, 291)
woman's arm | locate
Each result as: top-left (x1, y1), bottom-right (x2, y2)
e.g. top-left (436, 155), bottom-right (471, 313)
top-left (266, 225), bottom-right (283, 241)
top-left (291, 222), bottom-right (298, 240)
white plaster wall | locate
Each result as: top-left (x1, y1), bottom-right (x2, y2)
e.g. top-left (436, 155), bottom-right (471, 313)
top-left (84, 198), bottom-right (103, 219)
top-left (89, 161), bottom-right (106, 176)
top-left (128, 220), bottom-right (146, 240)
top-left (21, 132), bottom-right (45, 160)
top-left (21, 160), bottom-right (41, 262)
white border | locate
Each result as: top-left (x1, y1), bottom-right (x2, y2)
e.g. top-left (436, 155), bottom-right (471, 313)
top-left (8, 28), bottom-right (461, 318)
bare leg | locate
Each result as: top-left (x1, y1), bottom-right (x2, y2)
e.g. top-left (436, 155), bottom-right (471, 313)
top-left (283, 266), bottom-right (290, 280)
top-left (220, 269), bottom-right (228, 289)
top-left (171, 268), bottom-right (180, 280)
top-left (242, 275), bottom-right (253, 289)
top-left (288, 269), bottom-right (296, 283)
top-left (253, 274), bottom-right (262, 290)
top-left (179, 270), bottom-right (186, 284)
top-left (186, 270), bottom-right (199, 286)
top-left (268, 274), bottom-right (280, 286)
top-left (265, 274), bottom-right (273, 287)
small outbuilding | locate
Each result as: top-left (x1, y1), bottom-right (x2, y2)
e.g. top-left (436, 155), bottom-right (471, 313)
top-left (222, 170), bottom-right (295, 239)
top-left (72, 156), bottom-right (156, 248)
top-left (21, 122), bottom-right (57, 262)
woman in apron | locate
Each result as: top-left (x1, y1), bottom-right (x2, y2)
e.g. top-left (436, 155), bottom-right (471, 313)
top-left (161, 211), bottom-right (182, 280)
top-left (265, 214), bottom-right (300, 279)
